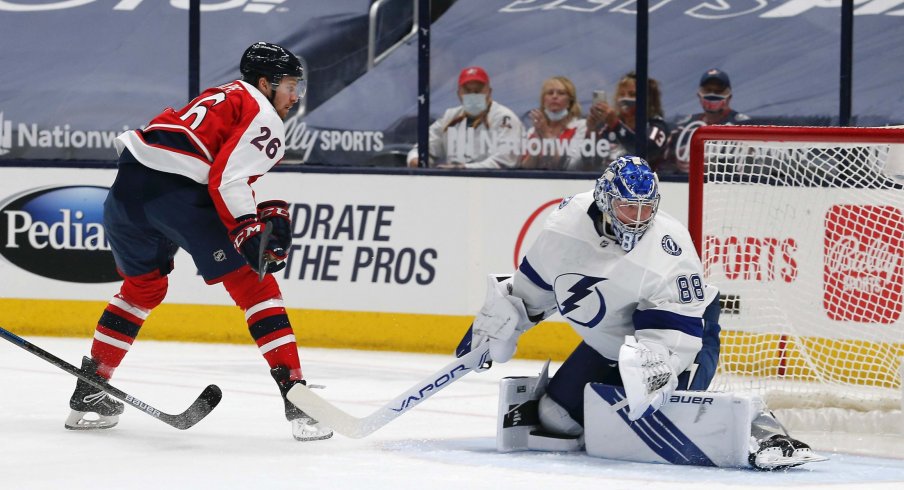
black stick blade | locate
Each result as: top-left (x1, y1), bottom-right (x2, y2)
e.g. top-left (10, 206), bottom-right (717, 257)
top-left (162, 384), bottom-right (223, 430)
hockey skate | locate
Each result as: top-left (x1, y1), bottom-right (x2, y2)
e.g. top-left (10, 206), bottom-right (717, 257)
top-left (64, 357), bottom-right (124, 430)
top-left (271, 366), bottom-right (333, 441)
top-left (749, 434), bottom-right (828, 470)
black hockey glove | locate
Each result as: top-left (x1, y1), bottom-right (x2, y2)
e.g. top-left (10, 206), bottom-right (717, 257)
top-left (230, 217), bottom-right (287, 276)
top-left (257, 200), bottom-right (292, 251)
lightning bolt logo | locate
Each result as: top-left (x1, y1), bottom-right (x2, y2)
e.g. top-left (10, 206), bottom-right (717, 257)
top-left (557, 275), bottom-right (608, 328)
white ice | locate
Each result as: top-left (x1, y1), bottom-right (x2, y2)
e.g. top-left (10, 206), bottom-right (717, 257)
top-left (2, 337), bottom-right (903, 490)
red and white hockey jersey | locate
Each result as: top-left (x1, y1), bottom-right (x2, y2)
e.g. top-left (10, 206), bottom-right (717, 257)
top-left (114, 80), bottom-right (285, 230)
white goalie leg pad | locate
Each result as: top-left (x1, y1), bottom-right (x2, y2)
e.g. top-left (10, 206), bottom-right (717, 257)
top-left (496, 360), bottom-right (550, 452)
top-left (584, 383), bottom-right (757, 468)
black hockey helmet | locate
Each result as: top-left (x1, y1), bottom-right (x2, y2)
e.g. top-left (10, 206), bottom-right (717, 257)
top-left (240, 42), bottom-right (303, 85)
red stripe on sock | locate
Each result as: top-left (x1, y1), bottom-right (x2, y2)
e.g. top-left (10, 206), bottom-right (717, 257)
top-left (105, 303), bottom-right (146, 326)
top-left (255, 327), bottom-right (294, 349)
top-left (247, 306), bottom-right (286, 326)
top-left (95, 325), bottom-right (137, 346)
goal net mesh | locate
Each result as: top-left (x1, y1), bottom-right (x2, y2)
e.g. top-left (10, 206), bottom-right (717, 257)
top-left (695, 128), bottom-right (904, 419)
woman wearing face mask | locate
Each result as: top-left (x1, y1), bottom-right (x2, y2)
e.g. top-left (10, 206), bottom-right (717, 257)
top-left (520, 76), bottom-right (587, 170)
top-left (406, 66), bottom-right (523, 169)
top-left (584, 71), bottom-right (668, 171)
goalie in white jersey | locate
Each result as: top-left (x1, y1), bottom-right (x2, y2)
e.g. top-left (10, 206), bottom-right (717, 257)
top-left (457, 156), bottom-right (825, 470)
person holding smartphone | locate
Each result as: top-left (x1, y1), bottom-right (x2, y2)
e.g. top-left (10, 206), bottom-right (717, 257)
top-left (583, 71), bottom-right (669, 172)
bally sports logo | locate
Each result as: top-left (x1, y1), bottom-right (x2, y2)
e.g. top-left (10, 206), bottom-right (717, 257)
top-left (0, 186), bottom-right (119, 283)
top-left (824, 205), bottom-right (904, 323)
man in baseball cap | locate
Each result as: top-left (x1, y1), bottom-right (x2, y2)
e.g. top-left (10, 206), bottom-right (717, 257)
top-left (699, 68), bottom-right (731, 90)
top-left (406, 65), bottom-right (522, 169)
top-left (698, 68), bottom-right (733, 115)
top-left (458, 66), bottom-right (490, 87)
top-left (457, 66), bottom-right (492, 117)
top-left (661, 68), bottom-right (750, 175)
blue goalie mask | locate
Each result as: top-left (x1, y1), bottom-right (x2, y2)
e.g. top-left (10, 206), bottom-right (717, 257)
top-left (593, 156), bottom-right (660, 252)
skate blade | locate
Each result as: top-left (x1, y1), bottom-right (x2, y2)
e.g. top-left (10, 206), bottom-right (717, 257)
top-left (754, 451), bottom-right (828, 470)
top-left (65, 410), bottom-right (119, 430)
top-left (291, 418), bottom-right (333, 442)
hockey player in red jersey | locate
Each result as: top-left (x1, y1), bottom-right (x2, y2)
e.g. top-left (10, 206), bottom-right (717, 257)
top-left (65, 42), bottom-right (332, 441)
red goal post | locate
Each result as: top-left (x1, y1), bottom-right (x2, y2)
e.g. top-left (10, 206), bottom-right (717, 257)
top-left (688, 125), bottom-right (904, 434)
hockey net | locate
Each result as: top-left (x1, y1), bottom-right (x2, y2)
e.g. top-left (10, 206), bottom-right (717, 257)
top-left (689, 125), bottom-right (904, 436)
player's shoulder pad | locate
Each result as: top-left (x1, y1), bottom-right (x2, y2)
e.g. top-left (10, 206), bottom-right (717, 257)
top-left (239, 80), bottom-right (284, 124)
top-left (647, 210), bottom-right (696, 258)
top-left (544, 191), bottom-right (594, 230)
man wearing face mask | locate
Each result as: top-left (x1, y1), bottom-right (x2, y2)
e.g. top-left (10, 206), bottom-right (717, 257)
top-left (661, 69), bottom-right (750, 175)
top-left (407, 66), bottom-right (522, 169)
top-left (583, 72), bottom-right (668, 172)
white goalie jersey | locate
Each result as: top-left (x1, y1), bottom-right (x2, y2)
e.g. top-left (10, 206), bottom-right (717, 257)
top-left (512, 191), bottom-right (718, 375)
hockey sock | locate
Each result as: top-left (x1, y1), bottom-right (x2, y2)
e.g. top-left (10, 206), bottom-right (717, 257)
top-left (90, 271), bottom-right (167, 379)
top-left (247, 300), bottom-right (302, 381)
top-left (223, 267), bottom-right (303, 380)
top-left (90, 293), bottom-right (151, 379)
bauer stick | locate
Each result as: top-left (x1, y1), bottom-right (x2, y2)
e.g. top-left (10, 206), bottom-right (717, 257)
top-left (0, 325), bottom-right (222, 430)
top-left (287, 344), bottom-right (491, 438)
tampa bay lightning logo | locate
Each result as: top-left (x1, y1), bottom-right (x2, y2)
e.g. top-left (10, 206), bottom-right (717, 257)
top-left (553, 273), bottom-right (608, 328)
top-left (661, 235), bottom-right (682, 256)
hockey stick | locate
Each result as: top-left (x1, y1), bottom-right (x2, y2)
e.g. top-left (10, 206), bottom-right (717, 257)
top-left (287, 344), bottom-right (491, 438)
top-left (257, 221), bottom-right (274, 282)
top-left (0, 325), bottom-right (222, 430)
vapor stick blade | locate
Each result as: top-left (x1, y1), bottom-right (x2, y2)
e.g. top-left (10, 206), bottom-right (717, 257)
top-left (286, 385), bottom-right (374, 438)
top-left (287, 345), bottom-right (491, 438)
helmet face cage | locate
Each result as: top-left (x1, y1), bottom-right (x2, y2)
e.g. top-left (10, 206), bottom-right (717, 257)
top-left (593, 156), bottom-right (660, 252)
top-left (240, 42), bottom-right (306, 97)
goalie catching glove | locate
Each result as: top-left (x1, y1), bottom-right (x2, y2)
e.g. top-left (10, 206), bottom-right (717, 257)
top-left (618, 335), bottom-right (678, 421)
top-left (455, 275), bottom-right (534, 370)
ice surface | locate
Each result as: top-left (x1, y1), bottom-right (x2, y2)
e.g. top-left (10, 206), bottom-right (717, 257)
top-left (1, 337), bottom-right (902, 490)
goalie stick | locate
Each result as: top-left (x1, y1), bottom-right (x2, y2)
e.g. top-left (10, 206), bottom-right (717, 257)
top-left (0, 325), bottom-right (222, 430)
top-left (287, 344), bottom-right (491, 438)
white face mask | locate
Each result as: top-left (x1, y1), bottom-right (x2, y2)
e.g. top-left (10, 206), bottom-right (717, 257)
top-left (544, 107), bottom-right (569, 122)
top-left (461, 93), bottom-right (488, 116)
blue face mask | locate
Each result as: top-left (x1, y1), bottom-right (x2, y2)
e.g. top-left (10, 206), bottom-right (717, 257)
top-left (544, 108), bottom-right (569, 122)
top-left (461, 94), bottom-right (488, 116)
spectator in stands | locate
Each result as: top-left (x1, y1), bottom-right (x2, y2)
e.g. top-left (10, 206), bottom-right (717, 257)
top-left (407, 66), bottom-right (522, 169)
top-left (519, 76), bottom-right (586, 170)
top-left (583, 71), bottom-right (668, 172)
top-left (660, 68), bottom-right (751, 176)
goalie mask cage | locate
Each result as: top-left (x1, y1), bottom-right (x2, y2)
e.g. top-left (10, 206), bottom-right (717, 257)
top-left (689, 125), bottom-right (904, 435)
